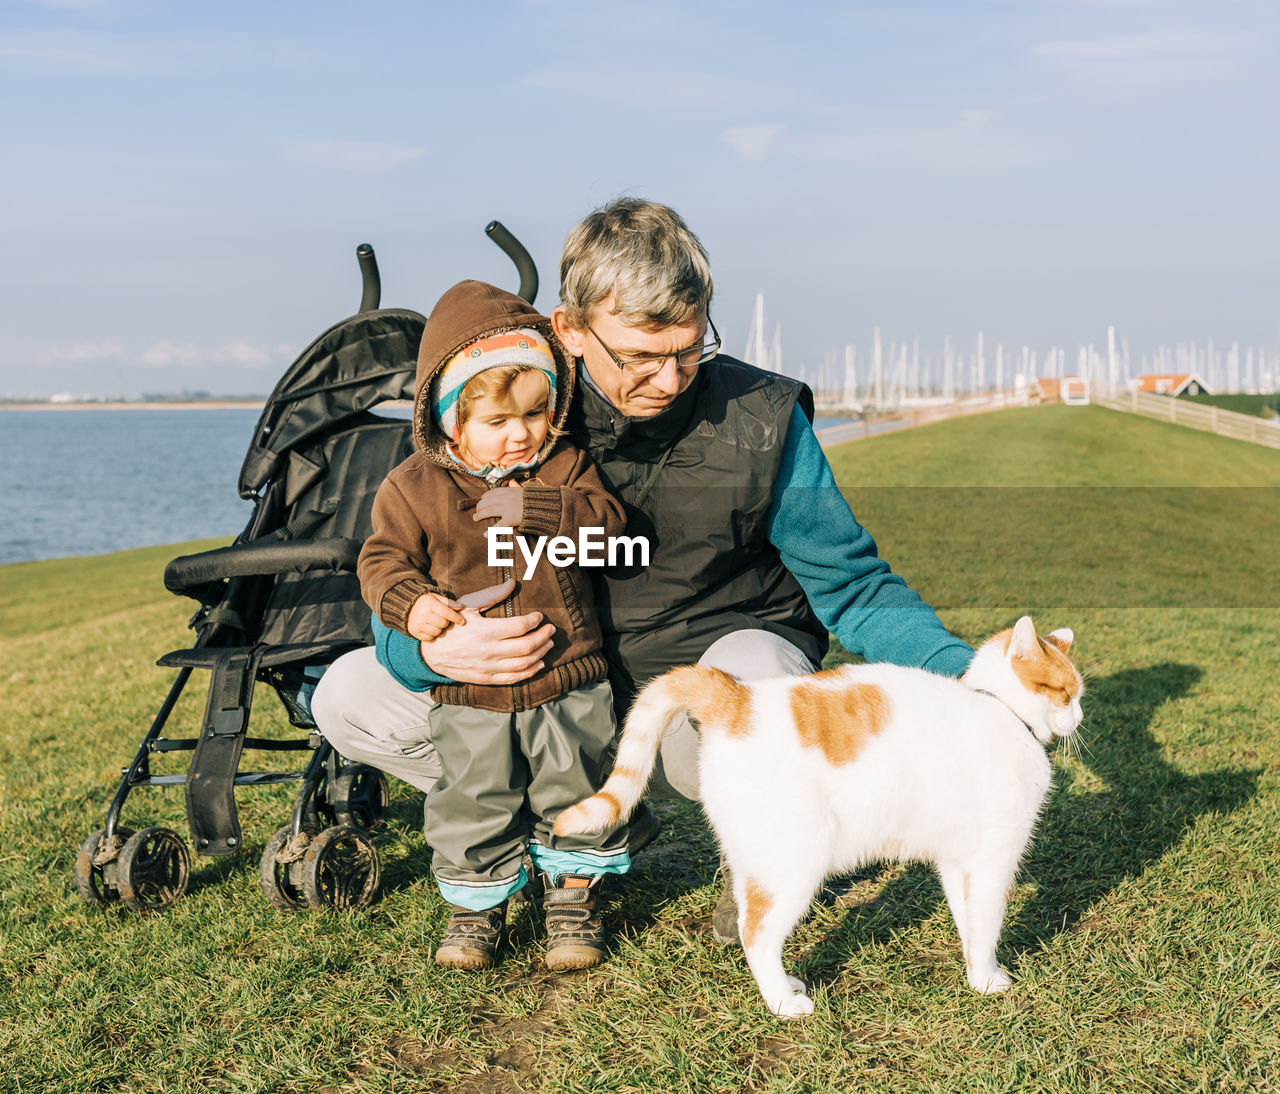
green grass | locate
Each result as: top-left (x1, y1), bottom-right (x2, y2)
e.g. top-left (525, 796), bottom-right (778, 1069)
top-left (3, 404), bottom-right (1279, 1092)
top-left (1182, 393), bottom-right (1280, 420)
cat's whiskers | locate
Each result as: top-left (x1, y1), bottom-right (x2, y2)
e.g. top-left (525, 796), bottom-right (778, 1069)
top-left (1072, 730), bottom-right (1095, 764)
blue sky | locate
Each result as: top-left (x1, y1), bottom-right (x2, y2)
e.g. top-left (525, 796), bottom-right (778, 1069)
top-left (2, 0), bottom-right (1277, 397)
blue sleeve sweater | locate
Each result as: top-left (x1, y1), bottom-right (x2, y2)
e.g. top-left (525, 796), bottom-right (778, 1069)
top-left (767, 405), bottom-right (973, 676)
top-left (372, 404), bottom-right (972, 689)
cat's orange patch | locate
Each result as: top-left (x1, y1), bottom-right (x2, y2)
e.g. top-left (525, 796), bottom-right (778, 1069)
top-left (665, 665), bottom-right (751, 736)
top-left (594, 789), bottom-right (624, 824)
top-left (742, 877), bottom-right (773, 949)
top-left (1014, 643), bottom-right (1080, 701)
top-left (992, 627), bottom-right (1082, 703)
top-left (789, 674), bottom-right (891, 765)
top-left (609, 765), bottom-right (643, 785)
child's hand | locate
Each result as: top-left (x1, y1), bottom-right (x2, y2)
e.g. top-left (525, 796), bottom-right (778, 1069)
top-left (474, 484), bottom-right (524, 526)
top-left (407, 592), bottom-right (466, 640)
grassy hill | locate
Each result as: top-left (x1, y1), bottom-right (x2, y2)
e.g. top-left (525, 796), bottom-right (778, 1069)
top-left (824, 404), bottom-right (1280, 621)
top-left (2, 403), bottom-right (1278, 1092)
top-left (1181, 393), bottom-right (1280, 421)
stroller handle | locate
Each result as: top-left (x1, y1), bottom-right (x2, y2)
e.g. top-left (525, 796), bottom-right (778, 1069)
top-left (485, 221), bottom-right (539, 305)
top-left (356, 243), bottom-right (381, 313)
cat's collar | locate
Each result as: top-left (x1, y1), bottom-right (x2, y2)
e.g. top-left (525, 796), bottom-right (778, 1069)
top-left (973, 688), bottom-right (1036, 736)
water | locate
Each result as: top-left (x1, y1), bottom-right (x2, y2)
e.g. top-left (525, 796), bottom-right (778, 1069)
top-left (1, 407), bottom-right (863, 566)
top-left (0, 408), bottom-right (260, 564)
top-left (813, 416), bottom-right (857, 433)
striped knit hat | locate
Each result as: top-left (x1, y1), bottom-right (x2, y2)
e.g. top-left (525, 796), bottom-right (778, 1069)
top-left (429, 328), bottom-right (557, 443)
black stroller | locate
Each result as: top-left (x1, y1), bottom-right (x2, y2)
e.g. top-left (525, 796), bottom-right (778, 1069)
top-left (75, 225), bottom-right (539, 913)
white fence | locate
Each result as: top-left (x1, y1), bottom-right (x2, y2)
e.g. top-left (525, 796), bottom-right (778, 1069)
top-left (1093, 390), bottom-right (1280, 450)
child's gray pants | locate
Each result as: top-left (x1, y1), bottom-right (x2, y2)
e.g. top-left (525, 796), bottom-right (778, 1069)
top-left (424, 681), bottom-right (628, 901)
top-left (310, 629), bottom-right (818, 804)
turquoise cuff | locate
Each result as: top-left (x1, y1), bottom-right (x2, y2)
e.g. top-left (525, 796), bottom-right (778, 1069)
top-left (372, 613), bottom-right (454, 692)
top-left (922, 644), bottom-right (975, 678)
top-left (435, 866), bottom-right (527, 911)
top-left (528, 843), bottom-right (631, 884)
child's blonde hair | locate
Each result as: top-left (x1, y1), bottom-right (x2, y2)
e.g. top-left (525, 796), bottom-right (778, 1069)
top-left (456, 364), bottom-right (563, 445)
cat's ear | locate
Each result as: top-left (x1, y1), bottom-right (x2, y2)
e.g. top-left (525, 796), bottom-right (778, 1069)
top-left (1010, 616), bottom-right (1040, 659)
top-left (1044, 628), bottom-right (1074, 653)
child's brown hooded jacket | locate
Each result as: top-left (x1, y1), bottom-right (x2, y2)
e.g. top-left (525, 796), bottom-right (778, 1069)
top-left (357, 280), bottom-right (626, 713)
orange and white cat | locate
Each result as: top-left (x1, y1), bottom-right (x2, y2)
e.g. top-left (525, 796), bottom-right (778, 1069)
top-left (555, 616), bottom-right (1084, 1017)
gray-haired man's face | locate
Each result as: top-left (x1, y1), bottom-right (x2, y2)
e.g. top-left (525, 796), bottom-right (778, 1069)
top-left (552, 299), bottom-right (706, 419)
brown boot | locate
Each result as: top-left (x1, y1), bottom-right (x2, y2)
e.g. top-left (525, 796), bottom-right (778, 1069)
top-left (435, 901), bottom-right (507, 970)
top-left (544, 874), bottom-right (606, 971)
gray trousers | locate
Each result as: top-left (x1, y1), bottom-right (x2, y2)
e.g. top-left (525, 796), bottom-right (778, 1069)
top-left (424, 681), bottom-right (628, 895)
top-left (311, 629), bottom-right (817, 805)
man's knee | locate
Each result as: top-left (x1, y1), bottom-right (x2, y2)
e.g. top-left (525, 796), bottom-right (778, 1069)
top-left (311, 647), bottom-right (429, 750)
top-left (652, 631), bottom-right (816, 802)
top-left (309, 648), bottom-right (443, 793)
top-left (309, 649), bottom-right (368, 745)
top-left (698, 629), bottom-right (817, 681)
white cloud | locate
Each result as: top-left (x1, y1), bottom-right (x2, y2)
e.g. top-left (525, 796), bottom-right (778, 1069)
top-left (0, 27), bottom-right (323, 78)
top-left (14, 338), bottom-right (293, 370)
top-left (140, 339), bottom-right (200, 367)
top-left (722, 123), bottom-right (785, 163)
top-left (0, 30), bottom-right (149, 75)
top-left (212, 340), bottom-right (296, 369)
top-left (21, 0), bottom-right (156, 16)
top-left (524, 67), bottom-right (793, 114)
top-left (287, 140), bottom-right (430, 175)
top-left (33, 338), bottom-right (126, 364)
top-left (1031, 30), bottom-right (1250, 99)
top-left (958, 109), bottom-right (993, 131)
top-left (141, 339), bottom-right (296, 369)
top-left (771, 106), bottom-right (1061, 175)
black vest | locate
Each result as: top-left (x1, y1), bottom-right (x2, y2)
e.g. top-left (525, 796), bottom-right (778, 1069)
top-left (568, 356), bottom-right (828, 707)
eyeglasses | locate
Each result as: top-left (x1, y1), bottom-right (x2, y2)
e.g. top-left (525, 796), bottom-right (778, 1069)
top-left (586, 316), bottom-right (721, 379)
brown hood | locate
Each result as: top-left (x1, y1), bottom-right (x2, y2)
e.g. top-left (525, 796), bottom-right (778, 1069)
top-left (411, 280), bottom-right (576, 464)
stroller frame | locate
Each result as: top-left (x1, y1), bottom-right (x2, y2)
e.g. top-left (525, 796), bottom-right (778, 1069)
top-left (75, 227), bottom-right (539, 913)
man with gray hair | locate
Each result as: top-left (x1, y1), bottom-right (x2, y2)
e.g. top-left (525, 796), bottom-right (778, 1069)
top-left (313, 197), bottom-right (973, 944)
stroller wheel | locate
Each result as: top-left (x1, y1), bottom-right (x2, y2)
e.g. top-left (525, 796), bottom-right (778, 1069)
top-left (299, 825), bottom-right (381, 911)
top-left (331, 767), bottom-right (391, 829)
top-left (116, 827), bottom-right (191, 913)
top-left (75, 827), bottom-right (135, 906)
top-left (259, 825), bottom-right (313, 910)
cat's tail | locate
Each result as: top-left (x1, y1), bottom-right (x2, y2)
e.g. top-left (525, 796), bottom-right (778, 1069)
top-left (553, 664), bottom-right (747, 838)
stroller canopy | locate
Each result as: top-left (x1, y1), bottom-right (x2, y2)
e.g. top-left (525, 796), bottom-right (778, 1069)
top-left (238, 308), bottom-right (425, 499)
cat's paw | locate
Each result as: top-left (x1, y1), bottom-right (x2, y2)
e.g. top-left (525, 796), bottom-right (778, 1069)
top-left (968, 966), bottom-right (1012, 994)
top-left (770, 991), bottom-right (815, 1019)
top-left (785, 975), bottom-right (808, 994)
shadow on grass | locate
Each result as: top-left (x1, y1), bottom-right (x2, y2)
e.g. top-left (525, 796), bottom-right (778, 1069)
top-left (1006, 661), bottom-right (1262, 955)
top-left (790, 661), bottom-right (1262, 987)
top-left (340, 660), bottom-right (1261, 980)
top-left (185, 854), bottom-right (245, 898)
top-left (374, 793), bottom-right (436, 896)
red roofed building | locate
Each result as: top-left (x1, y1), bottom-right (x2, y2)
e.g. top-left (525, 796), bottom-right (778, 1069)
top-left (1133, 373), bottom-right (1213, 397)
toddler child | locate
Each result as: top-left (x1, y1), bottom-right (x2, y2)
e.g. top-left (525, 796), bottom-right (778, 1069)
top-left (358, 280), bottom-right (631, 971)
